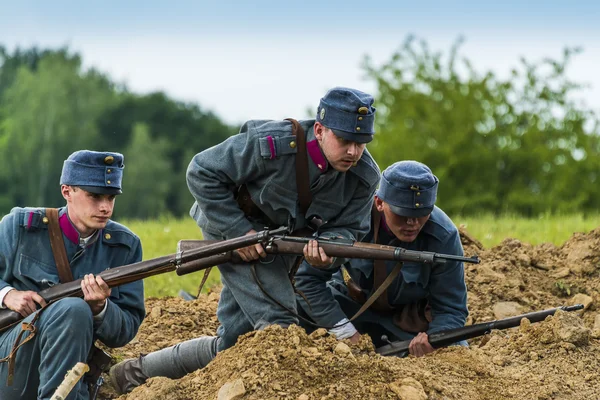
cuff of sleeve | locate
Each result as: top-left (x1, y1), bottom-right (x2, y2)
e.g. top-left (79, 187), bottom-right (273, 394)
top-left (328, 318), bottom-right (358, 340)
top-left (93, 300), bottom-right (109, 325)
top-left (0, 286), bottom-right (15, 309)
top-left (221, 216), bottom-right (254, 240)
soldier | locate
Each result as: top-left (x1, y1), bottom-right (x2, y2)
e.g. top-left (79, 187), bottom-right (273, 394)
top-left (110, 87), bottom-right (381, 393)
top-left (295, 160), bottom-right (468, 356)
top-left (0, 151), bottom-right (145, 400)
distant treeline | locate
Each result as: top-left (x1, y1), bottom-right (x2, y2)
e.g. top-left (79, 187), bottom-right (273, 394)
top-left (1, 36), bottom-right (598, 219)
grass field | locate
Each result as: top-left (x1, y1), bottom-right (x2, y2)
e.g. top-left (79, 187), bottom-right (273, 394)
top-left (123, 213), bottom-right (600, 298)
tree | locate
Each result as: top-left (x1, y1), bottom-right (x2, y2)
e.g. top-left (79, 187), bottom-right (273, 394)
top-left (116, 123), bottom-right (172, 219)
top-left (364, 36), bottom-right (600, 216)
top-left (0, 51), bottom-right (117, 212)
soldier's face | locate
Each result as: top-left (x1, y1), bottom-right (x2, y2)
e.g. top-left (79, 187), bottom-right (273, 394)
top-left (61, 185), bottom-right (116, 236)
top-left (314, 122), bottom-right (366, 172)
top-left (375, 196), bottom-right (430, 242)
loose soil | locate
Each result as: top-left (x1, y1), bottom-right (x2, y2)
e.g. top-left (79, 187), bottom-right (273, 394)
top-left (98, 227), bottom-right (600, 400)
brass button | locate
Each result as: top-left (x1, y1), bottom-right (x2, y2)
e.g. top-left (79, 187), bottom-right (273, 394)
top-left (358, 106), bottom-right (369, 115)
top-left (107, 180), bottom-right (111, 184)
top-left (104, 156), bottom-right (114, 165)
top-left (289, 141), bottom-right (297, 148)
top-left (104, 233), bottom-right (111, 240)
top-left (416, 192), bottom-right (421, 196)
top-left (356, 127), bottom-right (361, 131)
top-left (352, 161), bottom-right (357, 167)
top-left (415, 203), bottom-right (421, 207)
top-left (42, 217), bottom-right (49, 224)
top-left (358, 116), bottom-right (363, 121)
top-left (107, 169), bottom-right (111, 173)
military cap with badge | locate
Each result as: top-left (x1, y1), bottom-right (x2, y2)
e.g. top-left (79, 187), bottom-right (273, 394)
top-left (316, 86), bottom-right (377, 143)
top-left (377, 160), bottom-right (439, 217)
top-left (60, 150), bottom-right (125, 195)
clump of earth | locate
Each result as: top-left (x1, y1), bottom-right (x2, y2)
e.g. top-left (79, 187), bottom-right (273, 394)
top-left (98, 227), bottom-right (600, 400)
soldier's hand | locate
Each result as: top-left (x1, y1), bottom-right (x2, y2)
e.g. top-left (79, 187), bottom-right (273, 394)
top-left (408, 332), bottom-right (435, 357)
top-left (3, 289), bottom-right (47, 317)
top-left (82, 274), bottom-right (111, 315)
top-left (236, 229), bottom-right (267, 262)
top-left (303, 239), bottom-right (333, 268)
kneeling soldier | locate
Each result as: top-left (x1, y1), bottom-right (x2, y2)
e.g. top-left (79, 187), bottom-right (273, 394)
top-left (296, 160), bottom-right (469, 356)
top-left (0, 151), bottom-right (145, 400)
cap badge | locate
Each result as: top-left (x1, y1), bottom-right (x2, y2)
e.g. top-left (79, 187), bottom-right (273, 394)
top-left (319, 108), bottom-right (326, 120)
top-left (104, 156), bottom-right (114, 165)
top-left (410, 185), bottom-right (420, 191)
top-left (357, 106), bottom-right (369, 115)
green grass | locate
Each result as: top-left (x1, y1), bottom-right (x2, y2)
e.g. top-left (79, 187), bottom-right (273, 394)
top-left (452, 213), bottom-right (600, 248)
top-left (121, 214), bottom-right (600, 298)
top-left (121, 217), bottom-right (221, 299)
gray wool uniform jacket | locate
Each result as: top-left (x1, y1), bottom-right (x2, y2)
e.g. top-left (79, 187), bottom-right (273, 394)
top-left (186, 119), bottom-right (381, 242)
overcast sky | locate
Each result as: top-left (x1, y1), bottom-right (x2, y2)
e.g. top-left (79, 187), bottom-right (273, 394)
top-left (2, 1), bottom-right (599, 126)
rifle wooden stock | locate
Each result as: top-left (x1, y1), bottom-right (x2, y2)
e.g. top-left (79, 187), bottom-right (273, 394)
top-left (375, 304), bottom-right (585, 357)
top-left (0, 227), bottom-right (288, 333)
top-left (175, 237), bottom-right (480, 276)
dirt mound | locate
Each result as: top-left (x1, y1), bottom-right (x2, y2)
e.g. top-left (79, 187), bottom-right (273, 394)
top-left (100, 227), bottom-right (600, 400)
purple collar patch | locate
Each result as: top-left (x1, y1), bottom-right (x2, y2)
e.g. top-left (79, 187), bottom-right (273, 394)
top-left (58, 212), bottom-right (80, 245)
top-left (307, 140), bottom-right (328, 173)
top-left (381, 214), bottom-right (393, 235)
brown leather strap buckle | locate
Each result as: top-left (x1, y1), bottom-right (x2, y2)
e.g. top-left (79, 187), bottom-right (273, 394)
top-left (0, 309), bottom-right (43, 385)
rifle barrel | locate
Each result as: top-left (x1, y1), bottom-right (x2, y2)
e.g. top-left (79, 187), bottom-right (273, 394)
top-left (375, 304), bottom-right (584, 357)
top-left (175, 236), bottom-right (480, 276)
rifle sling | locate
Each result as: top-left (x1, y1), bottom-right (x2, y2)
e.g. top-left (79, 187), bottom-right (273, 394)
top-left (251, 262), bottom-right (402, 330)
top-left (371, 206), bottom-right (395, 311)
top-left (46, 208), bottom-right (75, 283)
top-left (345, 205), bottom-right (396, 312)
top-left (285, 118), bottom-right (312, 215)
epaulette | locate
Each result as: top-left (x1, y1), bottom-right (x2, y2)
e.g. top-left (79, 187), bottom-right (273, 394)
top-left (13, 207), bottom-right (49, 231)
top-left (102, 220), bottom-right (140, 250)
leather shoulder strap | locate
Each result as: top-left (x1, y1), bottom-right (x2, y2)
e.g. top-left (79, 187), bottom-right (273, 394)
top-left (371, 205), bottom-right (394, 311)
top-left (285, 118), bottom-right (312, 214)
top-left (46, 208), bottom-right (74, 283)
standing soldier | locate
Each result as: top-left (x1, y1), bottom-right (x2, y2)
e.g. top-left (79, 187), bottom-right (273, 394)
top-left (296, 160), bottom-right (469, 356)
top-left (0, 151), bottom-right (145, 400)
top-left (110, 87), bottom-right (381, 394)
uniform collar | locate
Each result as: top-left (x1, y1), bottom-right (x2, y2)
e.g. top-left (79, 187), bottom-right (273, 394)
top-left (307, 140), bottom-right (328, 173)
top-left (306, 126), bottom-right (328, 173)
top-left (59, 207), bottom-right (100, 246)
top-left (379, 214), bottom-right (396, 245)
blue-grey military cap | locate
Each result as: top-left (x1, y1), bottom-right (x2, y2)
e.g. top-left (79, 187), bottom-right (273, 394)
top-left (377, 161), bottom-right (439, 217)
top-left (60, 150), bottom-right (125, 195)
top-left (315, 87), bottom-right (376, 143)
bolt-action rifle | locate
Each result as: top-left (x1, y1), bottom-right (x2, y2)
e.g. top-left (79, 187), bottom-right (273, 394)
top-left (174, 235), bottom-right (480, 276)
top-left (0, 226), bottom-right (289, 333)
top-left (375, 304), bottom-right (584, 358)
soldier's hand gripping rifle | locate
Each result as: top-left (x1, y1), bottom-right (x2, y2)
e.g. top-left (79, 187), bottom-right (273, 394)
top-left (375, 304), bottom-right (585, 358)
top-left (174, 235), bottom-right (481, 276)
top-left (0, 226), bottom-right (289, 333)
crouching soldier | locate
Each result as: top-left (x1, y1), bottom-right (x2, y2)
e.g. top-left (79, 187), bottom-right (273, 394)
top-left (296, 160), bottom-right (469, 356)
top-left (108, 87), bottom-right (381, 394)
top-left (0, 151), bottom-right (145, 400)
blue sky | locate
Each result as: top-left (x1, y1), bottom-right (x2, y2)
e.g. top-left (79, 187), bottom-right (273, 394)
top-left (2, 1), bottom-right (599, 125)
